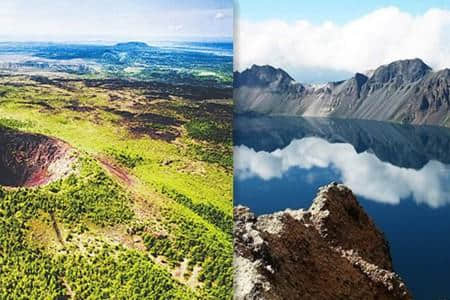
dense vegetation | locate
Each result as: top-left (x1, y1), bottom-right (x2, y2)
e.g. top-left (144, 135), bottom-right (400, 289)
top-left (142, 213), bottom-right (233, 299)
top-left (0, 72), bottom-right (233, 299)
top-left (0, 158), bottom-right (189, 298)
top-left (161, 186), bottom-right (233, 235)
top-left (106, 148), bottom-right (144, 169)
top-left (0, 118), bottom-right (34, 129)
top-left (186, 120), bottom-right (230, 144)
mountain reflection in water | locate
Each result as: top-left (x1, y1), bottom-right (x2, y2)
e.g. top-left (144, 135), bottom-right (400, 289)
top-left (234, 115), bottom-right (450, 300)
top-left (235, 137), bottom-right (450, 207)
top-left (234, 115), bottom-right (450, 169)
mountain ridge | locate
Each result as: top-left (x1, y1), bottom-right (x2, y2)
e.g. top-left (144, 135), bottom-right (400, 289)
top-left (234, 59), bottom-right (450, 127)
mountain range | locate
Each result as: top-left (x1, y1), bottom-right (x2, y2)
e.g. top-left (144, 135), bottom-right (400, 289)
top-left (234, 59), bottom-right (450, 127)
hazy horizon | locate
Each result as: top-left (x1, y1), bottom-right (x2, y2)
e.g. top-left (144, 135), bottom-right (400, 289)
top-left (0, 0), bottom-right (233, 42)
top-left (0, 38), bottom-right (233, 44)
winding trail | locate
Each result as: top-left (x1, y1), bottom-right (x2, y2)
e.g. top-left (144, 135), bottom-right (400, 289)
top-left (50, 212), bottom-right (64, 246)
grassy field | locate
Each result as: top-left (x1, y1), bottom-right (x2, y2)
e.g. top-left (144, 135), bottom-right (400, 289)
top-left (0, 74), bottom-right (233, 299)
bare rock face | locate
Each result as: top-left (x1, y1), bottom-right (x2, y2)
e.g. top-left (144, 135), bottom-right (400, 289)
top-left (234, 183), bottom-right (411, 300)
top-left (235, 59), bottom-right (450, 127)
top-left (0, 127), bottom-right (75, 187)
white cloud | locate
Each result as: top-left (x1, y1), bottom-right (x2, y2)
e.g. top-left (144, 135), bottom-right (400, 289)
top-left (234, 137), bottom-right (450, 208)
top-left (235, 7), bottom-right (450, 75)
top-left (215, 12), bottom-right (225, 19)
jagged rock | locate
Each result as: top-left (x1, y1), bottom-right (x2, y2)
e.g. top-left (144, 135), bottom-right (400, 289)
top-left (234, 183), bottom-right (411, 300)
top-left (235, 59), bottom-right (450, 127)
top-left (367, 58), bottom-right (431, 85)
top-left (234, 65), bottom-right (297, 90)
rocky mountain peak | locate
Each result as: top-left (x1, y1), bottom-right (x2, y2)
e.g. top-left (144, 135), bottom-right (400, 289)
top-left (354, 72), bottom-right (369, 86)
top-left (370, 58), bottom-right (432, 84)
top-left (234, 65), bottom-right (295, 88)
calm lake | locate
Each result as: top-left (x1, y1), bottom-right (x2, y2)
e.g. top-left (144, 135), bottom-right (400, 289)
top-left (234, 115), bottom-right (450, 300)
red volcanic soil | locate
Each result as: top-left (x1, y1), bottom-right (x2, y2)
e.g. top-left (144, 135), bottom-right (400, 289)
top-left (0, 127), bottom-right (74, 187)
top-left (97, 156), bottom-right (134, 186)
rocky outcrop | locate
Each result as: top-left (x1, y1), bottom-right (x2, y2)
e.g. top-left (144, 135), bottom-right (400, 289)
top-left (234, 59), bottom-right (450, 127)
top-left (234, 183), bottom-right (411, 300)
top-left (0, 127), bottom-right (75, 187)
top-left (234, 65), bottom-right (298, 90)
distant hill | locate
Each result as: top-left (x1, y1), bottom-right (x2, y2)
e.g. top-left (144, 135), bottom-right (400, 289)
top-left (113, 41), bottom-right (152, 50)
top-left (234, 59), bottom-right (450, 127)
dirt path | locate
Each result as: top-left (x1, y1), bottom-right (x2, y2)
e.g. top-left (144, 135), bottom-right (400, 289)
top-left (96, 156), bottom-right (203, 290)
top-left (61, 277), bottom-right (75, 299)
top-left (50, 212), bottom-right (64, 246)
top-left (97, 156), bottom-right (134, 186)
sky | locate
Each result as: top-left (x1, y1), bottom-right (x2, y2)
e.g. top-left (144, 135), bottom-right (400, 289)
top-left (0, 0), bottom-right (233, 42)
top-left (237, 0), bottom-right (450, 24)
top-left (235, 0), bottom-right (450, 83)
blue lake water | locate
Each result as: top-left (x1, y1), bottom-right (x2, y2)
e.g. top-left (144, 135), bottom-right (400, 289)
top-left (234, 115), bottom-right (450, 300)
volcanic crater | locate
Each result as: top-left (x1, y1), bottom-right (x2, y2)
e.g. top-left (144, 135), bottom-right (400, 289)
top-left (0, 127), bottom-right (75, 187)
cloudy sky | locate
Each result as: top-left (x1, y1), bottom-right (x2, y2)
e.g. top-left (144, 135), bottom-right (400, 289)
top-left (236, 0), bottom-right (450, 82)
top-left (0, 0), bottom-right (232, 42)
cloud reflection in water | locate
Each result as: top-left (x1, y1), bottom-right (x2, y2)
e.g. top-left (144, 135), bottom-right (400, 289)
top-left (234, 137), bottom-right (450, 208)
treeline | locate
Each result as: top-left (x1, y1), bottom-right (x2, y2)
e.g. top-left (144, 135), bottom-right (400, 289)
top-left (161, 186), bottom-right (232, 235)
top-left (188, 142), bottom-right (233, 170)
top-left (185, 119), bottom-right (231, 144)
top-left (185, 119), bottom-right (233, 169)
top-left (0, 118), bottom-right (34, 130)
top-left (106, 148), bottom-right (144, 169)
